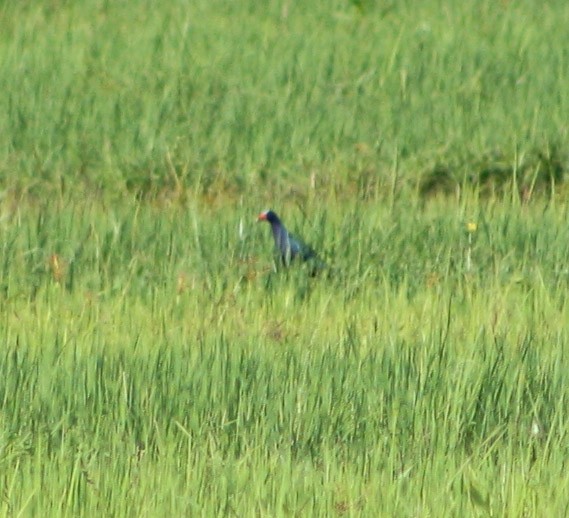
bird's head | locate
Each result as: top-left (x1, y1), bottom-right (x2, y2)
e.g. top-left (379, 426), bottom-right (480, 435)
top-left (257, 210), bottom-right (279, 223)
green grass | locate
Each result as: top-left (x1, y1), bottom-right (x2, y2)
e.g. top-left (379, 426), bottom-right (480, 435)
top-left (1, 0), bottom-right (569, 516)
top-left (1, 0), bottom-right (568, 197)
top-left (1, 196), bottom-right (569, 515)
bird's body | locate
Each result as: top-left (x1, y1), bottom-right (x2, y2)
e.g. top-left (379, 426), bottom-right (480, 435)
top-left (258, 210), bottom-right (322, 268)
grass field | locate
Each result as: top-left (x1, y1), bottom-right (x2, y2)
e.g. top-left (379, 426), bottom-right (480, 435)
top-left (1, 0), bottom-right (569, 516)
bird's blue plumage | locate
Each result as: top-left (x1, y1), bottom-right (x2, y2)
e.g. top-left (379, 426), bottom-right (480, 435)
top-left (258, 210), bottom-right (323, 269)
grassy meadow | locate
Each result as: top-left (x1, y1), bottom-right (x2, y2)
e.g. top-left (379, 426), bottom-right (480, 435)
top-left (1, 0), bottom-right (569, 516)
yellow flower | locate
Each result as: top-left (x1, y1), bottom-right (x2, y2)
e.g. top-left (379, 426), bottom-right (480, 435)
top-left (466, 222), bottom-right (477, 233)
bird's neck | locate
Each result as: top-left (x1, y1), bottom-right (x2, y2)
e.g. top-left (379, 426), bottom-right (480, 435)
top-left (271, 222), bottom-right (288, 246)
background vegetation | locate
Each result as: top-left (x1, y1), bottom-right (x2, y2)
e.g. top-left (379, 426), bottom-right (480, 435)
top-left (0, 0), bottom-right (568, 515)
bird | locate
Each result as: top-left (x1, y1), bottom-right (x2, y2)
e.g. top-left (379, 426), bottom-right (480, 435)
top-left (257, 209), bottom-right (324, 270)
